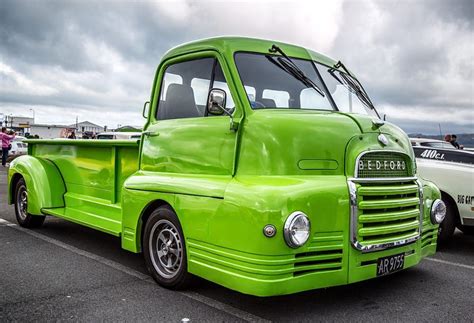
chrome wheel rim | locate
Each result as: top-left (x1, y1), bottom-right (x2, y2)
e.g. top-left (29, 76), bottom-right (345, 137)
top-left (149, 219), bottom-right (183, 279)
top-left (16, 185), bottom-right (28, 220)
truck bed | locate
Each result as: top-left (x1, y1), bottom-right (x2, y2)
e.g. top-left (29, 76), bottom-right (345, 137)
top-left (26, 139), bottom-right (140, 235)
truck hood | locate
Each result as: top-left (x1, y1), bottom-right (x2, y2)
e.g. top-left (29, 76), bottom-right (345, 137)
top-left (338, 112), bottom-right (410, 139)
top-left (237, 110), bottom-right (413, 176)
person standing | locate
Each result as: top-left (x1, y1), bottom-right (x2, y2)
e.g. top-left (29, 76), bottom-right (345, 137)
top-left (450, 134), bottom-right (460, 149)
top-left (1, 127), bottom-right (16, 167)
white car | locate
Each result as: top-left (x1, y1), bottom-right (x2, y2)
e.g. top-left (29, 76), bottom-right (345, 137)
top-left (411, 137), bottom-right (458, 150)
top-left (96, 132), bottom-right (142, 140)
top-left (8, 136), bottom-right (28, 160)
top-left (410, 138), bottom-right (474, 241)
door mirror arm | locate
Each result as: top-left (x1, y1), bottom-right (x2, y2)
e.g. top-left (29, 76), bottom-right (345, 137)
top-left (207, 89), bottom-right (238, 131)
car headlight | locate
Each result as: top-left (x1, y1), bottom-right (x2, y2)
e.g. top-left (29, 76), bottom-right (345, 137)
top-left (284, 211), bottom-right (311, 248)
top-left (430, 199), bottom-right (446, 224)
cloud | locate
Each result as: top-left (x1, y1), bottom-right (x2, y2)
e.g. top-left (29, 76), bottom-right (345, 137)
top-left (0, 62), bottom-right (58, 96)
top-left (0, 0), bottom-right (472, 134)
top-left (329, 0), bottom-right (473, 131)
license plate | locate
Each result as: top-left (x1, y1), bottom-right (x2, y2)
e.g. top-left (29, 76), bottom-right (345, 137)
top-left (376, 253), bottom-right (405, 276)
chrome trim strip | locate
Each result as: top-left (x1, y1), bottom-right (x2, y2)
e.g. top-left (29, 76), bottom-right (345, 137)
top-left (348, 180), bottom-right (360, 251)
top-left (348, 176), bottom-right (418, 183)
top-left (354, 149), bottom-right (413, 178)
top-left (416, 179), bottom-right (424, 234)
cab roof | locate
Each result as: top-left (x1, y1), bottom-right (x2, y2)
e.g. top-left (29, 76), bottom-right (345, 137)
top-left (162, 36), bottom-right (339, 68)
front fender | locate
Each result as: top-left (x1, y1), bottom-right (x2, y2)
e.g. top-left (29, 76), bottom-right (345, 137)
top-left (419, 177), bottom-right (441, 216)
top-left (8, 156), bottom-right (66, 215)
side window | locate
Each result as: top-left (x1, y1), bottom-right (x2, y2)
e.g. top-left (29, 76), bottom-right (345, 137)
top-left (212, 63), bottom-right (235, 110)
top-left (157, 58), bottom-right (214, 120)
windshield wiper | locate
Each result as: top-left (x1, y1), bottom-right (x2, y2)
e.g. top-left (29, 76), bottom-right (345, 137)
top-left (268, 45), bottom-right (325, 97)
top-left (329, 61), bottom-right (378, 116)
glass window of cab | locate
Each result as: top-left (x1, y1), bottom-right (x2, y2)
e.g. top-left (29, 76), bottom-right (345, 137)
top-left (157, 58), bottom-right (235, 120)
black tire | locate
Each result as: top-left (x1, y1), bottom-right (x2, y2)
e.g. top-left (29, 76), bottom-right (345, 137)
top-left (14, 178), bottom-right (46, 228)
top-left (458, 225), bottom-right (474, 235)
top-left (437, 196), bottom-right (456, 243)
top-left (143, 205), bottom-right (191, 289)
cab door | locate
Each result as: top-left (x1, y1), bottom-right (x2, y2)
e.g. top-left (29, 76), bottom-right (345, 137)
top-left (141, 52), bottom-right (239, 182)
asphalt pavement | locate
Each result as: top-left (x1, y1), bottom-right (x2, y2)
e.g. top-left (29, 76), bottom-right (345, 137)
top-left (1, 166), bottom-right (473, 322)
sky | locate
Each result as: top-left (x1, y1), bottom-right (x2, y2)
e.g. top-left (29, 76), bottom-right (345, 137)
top-left (0, 0), bottom-right (473, 134)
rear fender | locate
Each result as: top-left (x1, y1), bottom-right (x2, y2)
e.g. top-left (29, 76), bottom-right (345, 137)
top-left (8, 155), bottom-right (66, 215)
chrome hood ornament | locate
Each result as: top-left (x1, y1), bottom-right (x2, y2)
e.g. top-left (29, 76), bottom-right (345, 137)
top-left (378, 134), bottom-right (389, 146)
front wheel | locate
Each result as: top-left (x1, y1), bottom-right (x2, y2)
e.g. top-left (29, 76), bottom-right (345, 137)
top-left (143, 206), bottom-right (191, 289)
top-left (14, 178), bottom-right (45, 228)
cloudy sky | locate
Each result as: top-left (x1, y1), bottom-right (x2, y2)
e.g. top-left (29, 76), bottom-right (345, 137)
top-left (1, 0), bottom-right (472, 134)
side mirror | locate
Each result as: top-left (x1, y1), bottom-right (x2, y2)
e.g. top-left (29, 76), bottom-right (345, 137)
top-left (142, 101), bottom-right (150, 118)
top-left (207, 89), bottom-right (227, 116)
top-left (206, 88), bottom-right (238, 131)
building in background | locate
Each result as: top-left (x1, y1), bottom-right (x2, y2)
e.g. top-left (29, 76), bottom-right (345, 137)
top-left (28, 120), bottom-right (103, 139)
top-left (1, 114), bottom-right (105, 139)
top-left (1, 114), bottom-right (34, 135)
top-left (69, 121), bottom-right (103, 138)
top-left (29, 124), bottom-right (75, 139)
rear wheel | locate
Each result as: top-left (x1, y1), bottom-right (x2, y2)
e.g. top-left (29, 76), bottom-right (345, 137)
top-left (143, 206), bottom-right (191, 289)
top-left (14, 178), bottom-right (45, 228)
top-left (437, 196), bottom-right (456, 243)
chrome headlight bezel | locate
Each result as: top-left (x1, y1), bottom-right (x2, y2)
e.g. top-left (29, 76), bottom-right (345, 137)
top-left (430, 199), bottom-right (446, 224)
top-left (283, 211), bottom-right (311, 248)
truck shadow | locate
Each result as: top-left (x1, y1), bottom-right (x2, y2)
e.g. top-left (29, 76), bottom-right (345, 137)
top-left (189, 267), bottom-right (443, 321)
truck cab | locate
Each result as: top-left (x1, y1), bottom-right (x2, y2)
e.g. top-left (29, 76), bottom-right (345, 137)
top-left (8, 37), bottom-right (444, 296)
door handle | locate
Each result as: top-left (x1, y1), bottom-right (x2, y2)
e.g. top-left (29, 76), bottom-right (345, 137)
top-left (143, 131), bottom-right (160, 137)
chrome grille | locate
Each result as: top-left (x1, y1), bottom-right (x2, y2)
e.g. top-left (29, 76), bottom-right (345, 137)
top-left (349, 150), bottom-right (422, 252)
top-left (357, 179), bottom-right (421, 245)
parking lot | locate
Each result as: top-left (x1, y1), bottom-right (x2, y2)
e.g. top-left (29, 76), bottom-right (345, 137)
top-left (1, 166), bottom-right (473, 322)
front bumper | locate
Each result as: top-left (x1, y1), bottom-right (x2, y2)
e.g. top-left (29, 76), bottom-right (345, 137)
top-left (188, 227), bottom-right (437, 297)
top-left (348, 230), bottom-right (436, 284)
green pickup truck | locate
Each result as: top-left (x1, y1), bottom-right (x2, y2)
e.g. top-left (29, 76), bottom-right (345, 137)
top-left (8, 37), bottom-right (445, 296)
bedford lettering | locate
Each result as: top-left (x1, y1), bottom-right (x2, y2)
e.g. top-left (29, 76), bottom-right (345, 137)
top-left (359, 160), bottom-right (406, 171)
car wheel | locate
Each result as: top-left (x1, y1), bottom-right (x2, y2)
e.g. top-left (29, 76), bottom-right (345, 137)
top-left (143, 205), bottom-right (191, 289)
top-left (14, 178), bottom-right (46, 228)
top-left (437, 196), bottom-right (456, 243)
top-left (458, 225), bottom-right (474, 235)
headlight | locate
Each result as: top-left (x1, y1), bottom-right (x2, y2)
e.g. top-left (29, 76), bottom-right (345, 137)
top-left (430, 199), bottom-right (446, 224)
top-left (283, 211), bottom-right (311, 248)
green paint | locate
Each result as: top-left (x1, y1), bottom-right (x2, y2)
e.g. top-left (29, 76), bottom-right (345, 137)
top-left (8, 37), bottom-right (441, 296)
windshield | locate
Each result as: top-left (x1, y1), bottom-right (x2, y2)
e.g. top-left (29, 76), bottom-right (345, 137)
top-left (234, 53), bottom-right (335, 111)
top-left (316, 63), bottom-right (379, 118)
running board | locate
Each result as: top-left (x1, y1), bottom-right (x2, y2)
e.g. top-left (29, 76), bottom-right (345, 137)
top-left (42, 207), bottom-right (121, 237)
